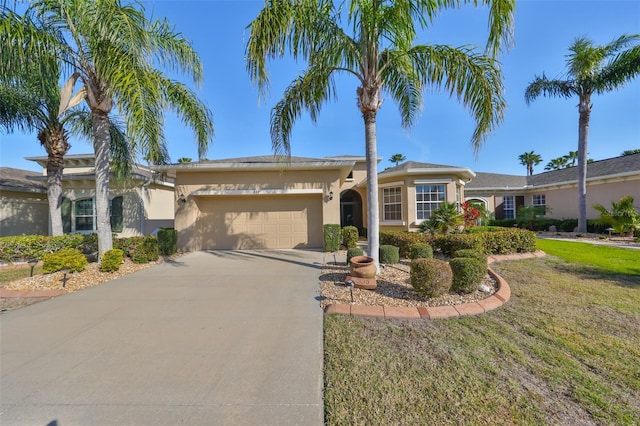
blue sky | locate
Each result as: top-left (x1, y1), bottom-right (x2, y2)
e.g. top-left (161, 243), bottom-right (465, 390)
top-left (2, 0), bottom-right (639, 175)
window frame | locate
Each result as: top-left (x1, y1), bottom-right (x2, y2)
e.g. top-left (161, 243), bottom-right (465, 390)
top-left (532, 194), bottom-right (546, 216)
top-left (382, 186), bottom-right (403, 223)
top-left (415, 184), bottom-right (446, 222)
top-left (503, 195), bottom-right (515, 219)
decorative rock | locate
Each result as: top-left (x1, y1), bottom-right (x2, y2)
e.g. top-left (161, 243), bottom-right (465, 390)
top-left (479, 284), bottom-right (492, 293)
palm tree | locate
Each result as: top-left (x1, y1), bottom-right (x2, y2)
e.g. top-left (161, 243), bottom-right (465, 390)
top-left (177, 157), bottom-right (192, 163)
top-left (563, 150), bottom-right (578, 166)
top-left (544, 156), bottom-right (569, 171)
top-left (389, 154), bottom-right (406, 167)
top-left (518, 151), bottom-right (542, 176)
top-left (622, 149), bottom-right (640, 156)
top-left (246, 0), bottom-right (514, 267)
top-left (594, 195), bottom-right (640, 236)
top-left (1, 1), bottom-right (215, 257)
top-left (525, 34), bottom-right (640, 233)
top-left (1, 41), bottom-right (130, 236)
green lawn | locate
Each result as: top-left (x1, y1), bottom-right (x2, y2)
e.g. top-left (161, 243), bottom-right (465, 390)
top-left (536, 238), bottom-right (640, 275)
top-left (324, 246), bottom-right (640, 425)
top-left (0, 264), bottom-right (43, 284)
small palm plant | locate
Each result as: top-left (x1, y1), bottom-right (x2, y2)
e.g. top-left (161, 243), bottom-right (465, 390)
top-left (420, 202), bottom-right (463, 235)
top-left (593, 195), bottom-right (640, 236)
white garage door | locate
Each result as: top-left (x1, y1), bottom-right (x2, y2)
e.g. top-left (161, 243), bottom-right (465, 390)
top-left (197, 195), bottom-right (323, 249)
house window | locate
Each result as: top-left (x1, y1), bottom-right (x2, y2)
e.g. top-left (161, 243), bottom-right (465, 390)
top-left (416, 184), bottom-right (446, 220)
top-left (532, 194), bottom-right (546, 215)
top-left (75, 198), bottom-right (95, 231)
top-left (65, 196), bottom-right (124, 233)
top-left (503, 195), bottom-right (515, 219)
top-left (346, 170), bottom-right (354, 181)
top-left (382, 187), bottom-right (402, 221)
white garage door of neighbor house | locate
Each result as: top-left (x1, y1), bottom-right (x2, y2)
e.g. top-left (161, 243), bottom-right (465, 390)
top-left (198, 195), bottom-right (323, 249)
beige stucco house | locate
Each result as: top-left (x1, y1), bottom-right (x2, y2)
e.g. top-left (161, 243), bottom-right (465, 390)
top-left (0, 154), bottom-right (175, 237)
top-left (156, 156), bottom-right (475, 251)
top-left (465, 153), bottom-right (640, 221)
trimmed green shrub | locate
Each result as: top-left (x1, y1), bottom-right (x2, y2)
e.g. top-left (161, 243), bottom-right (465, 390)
top-left (379, 245), bottom-right (400, 264)
top-left (380, 231), bottom-right (426, 258)
top-left (410, 258), bottom-right (452, 298)
top-left (131, 238), bottom-right (159, 264)
top-left (409, 243), bottom-right (433, 260)
top-left (100, 249), bottom-right (124, 272)
top-left (428, 233), bottom-right (483, 256)
top-left (452, 249), bottom-right (487, 268)
top-left (450, 257), bottom-right (485, 294)
top-left (346, 247), bottom-right (364, 264)
top-left (341, 226), bottom-right (359, 249)
top-left (0, 234), bottom-right (85, 263)
top-left (157, 228), bottom-right (178, 255)
top-left (114, 236), bottom-right (147, 257)
top-left (42, 249), bottom-right (87, 274)
top-left (323, 224), bottom-right (341, 252)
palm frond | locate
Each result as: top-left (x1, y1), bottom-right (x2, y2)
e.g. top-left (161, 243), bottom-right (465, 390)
top-left (160, 76), bottom-right (214, 160)
top-left (270, 66), bottom-right (336, 157)
top-left (525, 73), bottom-right (576, 104)
top-left (408, 43), bottom-right (506, 151)
top-left (595, 45), bottom-right (640, 93)
top-left (378, 49), bottom-right (422, 129)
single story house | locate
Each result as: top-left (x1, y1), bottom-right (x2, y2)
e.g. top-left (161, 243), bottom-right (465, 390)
top-left (465, 153), bottom-right (640, 220)
top-left (0, 154), bottom-right (175, 237)
top-left (155, 156), bottom-right (475, 251)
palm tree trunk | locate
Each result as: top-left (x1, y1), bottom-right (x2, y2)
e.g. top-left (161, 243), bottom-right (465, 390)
top-left (577, 98), bottom-right (591, 233)
top-left (92, 110), bottom-right (113, 258)
top-left (39, 126), bottom-right (70, 236)
top-left (46, 150), bottom-right (65, 236)
top-left (363, 110), bottom-right (380, 270)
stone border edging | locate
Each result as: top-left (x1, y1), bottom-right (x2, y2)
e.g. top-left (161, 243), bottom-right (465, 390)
top-left (324, 250), bottom-right (546, 320)
top-left (0, 288), bottom-right (67, 298)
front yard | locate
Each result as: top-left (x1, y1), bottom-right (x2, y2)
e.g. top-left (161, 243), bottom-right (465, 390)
top-left (323, 243), bottom-right (640, 424)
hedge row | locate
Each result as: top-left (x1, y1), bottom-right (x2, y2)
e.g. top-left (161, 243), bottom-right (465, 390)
top-left (0, 233), bottom-right (164, 263)
top-left (489, 218), bottom-right (611, 233)
top-left (380, 228), bottom-right (536, 257)
top-left (0, 234), bottom-right (87, 262)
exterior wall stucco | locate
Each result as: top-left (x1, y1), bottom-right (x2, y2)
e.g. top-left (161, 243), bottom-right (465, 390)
top-left (175, 168), bottom-right (343, 251)
top-left (0, 191), bottom-right (48, 236)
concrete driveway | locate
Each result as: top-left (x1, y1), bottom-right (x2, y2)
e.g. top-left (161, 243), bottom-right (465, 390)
top-left (1, 250), bottom-right (325, 425)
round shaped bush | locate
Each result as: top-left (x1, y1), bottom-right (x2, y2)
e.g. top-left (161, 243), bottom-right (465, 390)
top-left (410, 258), bottom-right (452, 298)
top-left (42, 249), bottom-right (88, 274)
top-left (379, 245), bottom-right (400, 264)
top-left (450, 257), bottom-right (485, 294)
top-left (409, 243), bottom-right (433, 260)
top-left (452, 249), bottom-right (487, 267)
top-left (341, 226), bottom-right (359, 249)
top-left (100, 249), bottom-right (124, 272)
top-left (346, 247), bottom-right (364, 265)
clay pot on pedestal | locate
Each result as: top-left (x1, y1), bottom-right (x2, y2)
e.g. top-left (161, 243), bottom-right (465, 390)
top-left (349, 256), bottom-right (376, 279)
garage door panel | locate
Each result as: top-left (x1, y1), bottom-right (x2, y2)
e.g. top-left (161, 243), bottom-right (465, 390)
top-left (197, 195), bottom-right (322, 249)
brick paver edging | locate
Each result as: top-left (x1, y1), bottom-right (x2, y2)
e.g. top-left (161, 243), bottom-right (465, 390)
top-left (0, 288), bottom-right (67, 298)
top-left (324, 250), bottom-right (546, 320)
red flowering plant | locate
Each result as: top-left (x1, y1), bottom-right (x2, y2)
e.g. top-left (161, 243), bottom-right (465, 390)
top-left (461, 201), bottom-right (481, 228)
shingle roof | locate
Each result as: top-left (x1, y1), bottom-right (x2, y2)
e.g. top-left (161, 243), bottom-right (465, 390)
top-left (0, 167), bottom-right (46, 193)
top-left (198, 155), bottom-right (325, 164)
top-left (465, 172), bottom-right (527, 189)
top-left (466, 154), bottom-right (640, 190)
top-left (381, 161), bottom-right (463, 174)
top-left (527, 153), bottom-right (640, 186)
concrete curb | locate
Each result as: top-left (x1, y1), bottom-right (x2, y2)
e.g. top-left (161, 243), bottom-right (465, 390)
top-left (324, 251), bottom-right (546, 320)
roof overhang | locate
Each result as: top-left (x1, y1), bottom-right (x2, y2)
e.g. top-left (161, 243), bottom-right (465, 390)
top-left (379, 166), bottom-right (476, 181)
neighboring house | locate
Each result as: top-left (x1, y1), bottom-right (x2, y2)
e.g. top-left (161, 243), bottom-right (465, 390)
top-left (465, 153), bottom-right (640, 221)
top-left (0, 167), bottom-right (49, 236)
top-left (0, 154), bottom-right (175, 237)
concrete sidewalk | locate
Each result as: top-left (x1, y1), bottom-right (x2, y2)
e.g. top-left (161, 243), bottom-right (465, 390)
top-left (1, 250), bottom-right (325, 425)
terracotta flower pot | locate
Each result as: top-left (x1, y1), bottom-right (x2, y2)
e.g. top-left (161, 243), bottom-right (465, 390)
top-left (349, 255), bottom-right (376, 279)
